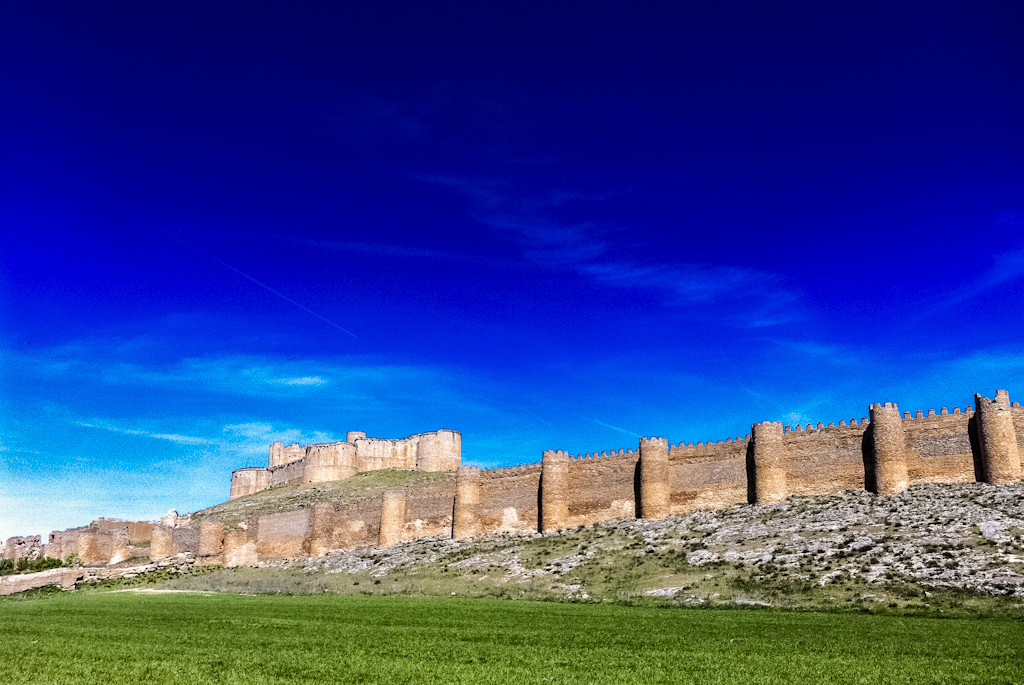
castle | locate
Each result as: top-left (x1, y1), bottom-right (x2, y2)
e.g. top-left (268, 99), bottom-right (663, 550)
top-left (3, 389), bottom-right (1022, 593)
top-left (229, 429), bottom-right (462, 499)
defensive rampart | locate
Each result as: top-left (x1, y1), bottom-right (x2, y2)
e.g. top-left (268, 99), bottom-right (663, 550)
top-left (8, 388), bottom-right (1022, 579)
top-left (229, 429), bottom-right (462, 499)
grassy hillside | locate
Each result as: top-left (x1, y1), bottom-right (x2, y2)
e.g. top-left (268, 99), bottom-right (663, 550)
top-left (187, 469), bottom-right (455, 527)
top-left (93, 481), bottom-right (1024, 618)
top-left (1, 592), bottom-right (1021, 684)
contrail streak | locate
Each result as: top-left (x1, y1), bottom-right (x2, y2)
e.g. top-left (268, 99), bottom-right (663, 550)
top-left (590, 418), bottom-right (640, 438)
top-left (2, 137), bottom-right (357, 338)
top-left (519, 407), bottom-right (554, 428)
top-left (146, 221), bottom-right (357, 338)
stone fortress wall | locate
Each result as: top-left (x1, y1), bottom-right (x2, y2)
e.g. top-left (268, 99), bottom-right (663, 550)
top-left (229, 429), bottom-right (463, 499)
top-left (4, 389), bottom-right (1021, 589)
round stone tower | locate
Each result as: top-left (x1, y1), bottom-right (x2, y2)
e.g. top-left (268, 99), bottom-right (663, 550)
top-left (751, 421), bottom-right (786, 504)
top-left (638, 437), bottom-right (670, 519)
top-left (974, 390), bottom-right (1021, 484)
top-left (869, 403), bottom-right (908, 495)
top-left (540, 450), bottom-right (570, 533)
top-left (303, 442), bottom-right (357, 484)
top-left (416, 429), bottom-right (462, 472)
top-left (453, 466), bottom-right (482, 539)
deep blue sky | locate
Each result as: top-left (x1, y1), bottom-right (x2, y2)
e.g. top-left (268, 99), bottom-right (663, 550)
top-left (2, 3), bottom-right (1022, 538)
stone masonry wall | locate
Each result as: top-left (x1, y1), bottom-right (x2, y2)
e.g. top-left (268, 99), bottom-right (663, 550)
top-left (478, 465), bottom-right (541, 534)
top-left (402, 477), bottom-right (457, 542)
top-left (903, 407), bottom-right (978, 484)
top-left (782, 421), bottom-right (868, 496)
top-left (256, 509), bottom-right (312, 560)
top-left (669, 439), bottom-right (748, 514)
top-left (14, 388), bottom-right (1022, 572)
top-left (308, 497), bottom-right (383, 556)
top-left (565, 450), bottom-right (638, 526)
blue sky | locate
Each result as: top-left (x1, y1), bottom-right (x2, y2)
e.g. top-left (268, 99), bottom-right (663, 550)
top-left (2, 3), bottom-right (1022, 539)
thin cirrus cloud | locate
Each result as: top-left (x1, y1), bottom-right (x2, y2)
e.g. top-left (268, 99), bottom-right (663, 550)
top-left (5, 340), bottom-right (511, 446)
top-left (264, 376), bottom-right (327, 387)
top-left (406, 172), bottom-right (803, 325)
top-left (73, 420), bottom-right (217, 446)
top-left (10, 342), bottom-right (450, 399)
top-left (281, 235), bottom-right (513, 269)
top-left (323, 87), bottom-right (555, 165)
top-left (221, 422), bottom-right (336, 457)
top-left (314, 92), bottom-right (807, 327)
top-left (948, 243), bottom-right (1024, 304)
top-left (71, 418), bottom-right (338, 463)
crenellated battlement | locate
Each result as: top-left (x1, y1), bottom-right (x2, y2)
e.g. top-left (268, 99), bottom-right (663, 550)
top-left (228, 428), bottom-right (462, 500)
top-left (564, 447), bottom-right (634, 461)
top-left (12, 386), bottom-right (1021, 585)
top-left (901, 405), bottom-right (974, 421)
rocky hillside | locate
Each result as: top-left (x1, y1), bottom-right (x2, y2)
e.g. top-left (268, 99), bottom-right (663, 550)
top-left (150, 480), bottom-right (1024, 615)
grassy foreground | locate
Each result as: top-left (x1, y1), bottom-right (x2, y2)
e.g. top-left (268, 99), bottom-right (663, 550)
top-left (1, 592), bottom-right (1021, 684)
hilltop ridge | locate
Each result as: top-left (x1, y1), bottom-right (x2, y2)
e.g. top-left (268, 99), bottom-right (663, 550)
top-left (137, 480), bottom-right (1024, 616)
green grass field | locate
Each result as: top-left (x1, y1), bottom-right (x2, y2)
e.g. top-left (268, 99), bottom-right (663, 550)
top-left (1, 592), bottom-right (1021, 684)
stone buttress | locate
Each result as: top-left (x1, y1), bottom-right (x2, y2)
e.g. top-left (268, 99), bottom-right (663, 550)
top-left (379, 491), bottom-right (406, 547)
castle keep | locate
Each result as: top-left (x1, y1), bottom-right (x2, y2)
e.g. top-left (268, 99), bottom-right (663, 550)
top-left (3, 389), bottom-right (1022, 592)
top-left (229, 429), bottom-right (462, 499)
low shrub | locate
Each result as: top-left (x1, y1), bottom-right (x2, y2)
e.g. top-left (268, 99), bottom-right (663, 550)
top-left (0, 556), bottom-right (67, 576)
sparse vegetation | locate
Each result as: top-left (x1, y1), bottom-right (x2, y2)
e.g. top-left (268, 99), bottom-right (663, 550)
top-left (0, 556), bottom-right (67, 576)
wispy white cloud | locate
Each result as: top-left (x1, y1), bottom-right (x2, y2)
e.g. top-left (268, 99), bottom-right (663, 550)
top-left (307, 89), bottom-right (805, 326)
top-left (74, 420), bottom-right (217, 446)
top-left (221, 422), bottom-right (336, 458)
top-left (966, 243), bottom-right (1024, 294)
top-left (321, 92), bottom-right (427, 144)
top-left (12, 345), bottom-right (451, 400)
top-left (407, 172), bottom-right (801, 326)
top-left (782, 412), bottom-right (814, 427)
top-left (265, 376), bottom-right (327, 386)
top-left (276, 235), bottom-right (514, 269)
top-left (913, 237), bottom-right (1024, 320)
top-left (577, 260), bottom-right (801, 320)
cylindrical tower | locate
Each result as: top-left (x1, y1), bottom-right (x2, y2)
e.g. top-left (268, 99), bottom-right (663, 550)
top-left (975, 390), bottom-right (1021, 484)
top-left (230, 468), bottom-right (270, 500)
top-left (346, 431), bottom-right (366, 442)
top-left (378, 491), bottom-right (406, 547)
top-left (416, 430), bottom-right (462, 472)
top-left (540, 450), bottom-right (570, 533)
top-left (303, 442), bottom-right (357, 484)
top-left (869, 403), bottom-right (908, 495)
top-left (229, 470), bottom-right (249, 500)
top-left (453, 466), bottom-right (482, 539)
top-left (638, 437), bottom-right (670, 519)
top-left (751, 421), bottom-right (786, 504)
